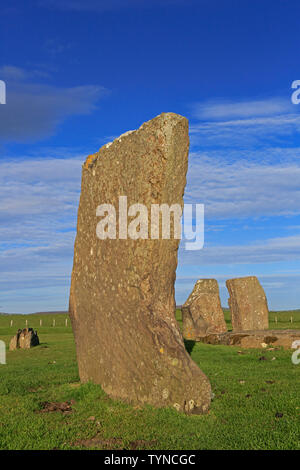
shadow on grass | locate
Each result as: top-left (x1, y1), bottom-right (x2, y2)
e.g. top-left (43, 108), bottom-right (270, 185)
top-left (184, 339), bottom-right (196, 355)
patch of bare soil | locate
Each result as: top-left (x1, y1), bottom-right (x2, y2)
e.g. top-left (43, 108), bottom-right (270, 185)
top-left (38, 400), bottom-right (75, 414)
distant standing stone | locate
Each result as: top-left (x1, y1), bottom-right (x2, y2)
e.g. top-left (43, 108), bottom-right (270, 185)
top-left (182, 279), bottom-right (227, 340)
top-left (69, 113), bottom-right (211, 414)
top-left (9, 328), bottom-right (40, 351)
top-left (226, 276), bottom-right (269, 331)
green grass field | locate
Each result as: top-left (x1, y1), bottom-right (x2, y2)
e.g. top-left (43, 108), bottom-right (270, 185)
top-left (0, 310), bottom-right (299, 450)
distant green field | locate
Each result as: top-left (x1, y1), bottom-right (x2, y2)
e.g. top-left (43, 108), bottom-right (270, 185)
top-left (0, 310), bottom-right (299, 450)
top-left (222, 308), bottom-right (300, 331)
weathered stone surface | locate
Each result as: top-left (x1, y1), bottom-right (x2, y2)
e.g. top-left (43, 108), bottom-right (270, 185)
top-left (9, 333), bottom-right (19, 351)
top-left (9, 328), bottom-right (39, 351)
top-left (196, 329), bottom-right (300, 349)
top-left (182, 279), bottom-right (227, 340)
top-left (226, 276), bottom-right (269, 331)
top-left (69, 113), bottom-right (211, 414)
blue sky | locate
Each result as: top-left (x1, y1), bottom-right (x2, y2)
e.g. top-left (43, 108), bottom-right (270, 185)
top-left (1, 0), bottom-right (300, 312)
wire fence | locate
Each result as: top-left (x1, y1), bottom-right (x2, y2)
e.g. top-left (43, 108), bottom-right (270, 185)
top-left (1, 315), bottom-right (71, 330)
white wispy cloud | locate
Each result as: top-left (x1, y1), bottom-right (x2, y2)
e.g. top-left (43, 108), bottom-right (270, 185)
top-left (0, 154), bottom-right (81, 310)
top-left (187, 97), bottom-right (300, 217)
top-left (0, 65), bottom-right (107, 142)
top-left (0, 155), bottom-right (80, 312)
top-left (190, 97), bottom-right (300, 148)
top-left (0, 159), bottom-right (81, 218)
top-left (192, 98), bottom-right (292, 120)
top-left (179, 234), bottom-right (300, 265)
top-left (184, 151), bottom-right (300, 218)
top-left (176, 271), bottom-right (300, 282)
top-left (189, 114), bottom-right (300, 148)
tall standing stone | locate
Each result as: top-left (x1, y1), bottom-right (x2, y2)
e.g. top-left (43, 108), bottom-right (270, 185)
top-left (182, 279), bottom-right (227, 340)
top-left (226, 276), bottom-right (269, 331)
top-left (69, 113), bottom-right (211, 414)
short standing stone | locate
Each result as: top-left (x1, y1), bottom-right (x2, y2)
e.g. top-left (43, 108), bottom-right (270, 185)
top-left (69, 113), bottom-right (211, 414)
top-left (182, 279), bottom-right (227, 340)
top-left (226, 276), bottom-right (269, 331)
top-left (9, 328), bottom-right (39, 351)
